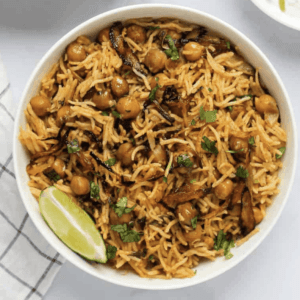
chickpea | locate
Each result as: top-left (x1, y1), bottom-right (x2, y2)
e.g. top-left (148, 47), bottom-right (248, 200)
top-left (230, 105), bottom-right (246, 120)
top-left (183, 42), bottom-right (204, 61)
top-left (229, 136), bottom-right (249, 154)
top-left (148, 145), bottom-right (167, 166)
top-left (253, 207), bottom-right (263, 224)
top-left (111, 76), bottom-right (129, 98)
top-left (255, 94), bottom-right (278, 114)
top-left (127, 25), bottom-right (146, 44)
top-left (183, 223), bottom-right (202, 243)
top-left (97, 28), bottom-right (110, 43)
top-left (52, 158), bottom-right (66, 178)
top-left (70, 176), bottom-right (90, 195)
top-left (116, 96), bottom-right (140, 119)
top-left (116, 143), bottom-right (134, 167)
top-left (56, 106), bottom-right (73, 126)
top-left (110, 209), bottom-right (133, 225)
top-left (76, 35), bottom-right (92, 45)
top-left (166, 30), bottom-right (182, 40)
top-left (30, 95), bottom-right (51, 117)
top-left (149, 73), bottom-right (169, 91)
top-left (214, 179), bottom-right (233, 199)
top-left (92, 90), bottom-right (114, 110)
top-left (144, 49), bottom-right (167, 74)
top-left (203, 236), bottom-right (214, 249)
top-left (66, 42), bottom-right (86, 62)
top-left (176, 202), bottom-right (198, 226)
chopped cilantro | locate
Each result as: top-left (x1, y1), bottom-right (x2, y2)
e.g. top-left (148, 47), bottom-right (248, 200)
top-left (201, 136), bottom-right (219, 155)
top-left (124, 70), bottom-right (131, 76)
top-left (117, 188), bottom-right (120, 193)
top-left (214, 230), bottom-right (235, 259)
top-left (276, 147), bottom-right (286, 159)
top-left (199, 106), bottom-right (217, 123)
top-left (155, 77), bottom-right (159, 82)
top-left (208, 88), bottom-right (213, 92)
top-left (130, 138), bottom-right (136, 146)
top-left (191, 216), bottom-right (198, 229)
top-left (67, 139), bottom-right (80, 153)
top-left (248, 136), bottom-right (255, 146)
top-left (44, 170), bottom-right (60, 182)
top-left (148, 255), bottom-right (154, 260)
top-left (106, 245), bottom-right (117, 259)
top-left (149, 26), bottom-right (160, 30)
top-left (112, 110), bottom-right (121, 118)
top-left (228, 106), bottom-right (233, 112)
top-left (226, 41), bottom-right (230, 49)
top-left (110, 197), bottom-right (137, 218)
top-left (194, 270), bottom-right (197, 275)
top-left (105, 158), bottom-right (116, 167)
top-left (254, 180), bottom-right (259, 184)
top-left (226, 149), bottom-right (244, 154)
top-left (111, 224), bottom-right (141, 243)
top-left (90, 181), bottom-right (100, 200)
top-left (177, 154), bottom-right (193, 168)
top-left (191, 119), bottom-right (196, 126)
top-left (102, 111), bottom-right (109, 116)
top-left (149, 84), bottom-right (161, 102)
top-left (190, 179), bottom-right (196, 184)
top-left (164, 35), bottom-right (179, 61)
top-left (236, 166), bottom-right (249, 178)
top-left (163, 176), bottom-right (168, 183)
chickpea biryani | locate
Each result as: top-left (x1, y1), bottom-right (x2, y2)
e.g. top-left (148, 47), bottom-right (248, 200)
top-left (19, 18), bottom-right (287, 279)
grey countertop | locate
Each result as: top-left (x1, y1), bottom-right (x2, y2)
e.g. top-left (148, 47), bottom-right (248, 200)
top-left (1, 0), bottom-right (300, 299)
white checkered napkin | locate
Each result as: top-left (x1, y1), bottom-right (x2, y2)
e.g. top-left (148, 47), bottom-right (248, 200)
top-left (0, 54), bottom-right (65, 300)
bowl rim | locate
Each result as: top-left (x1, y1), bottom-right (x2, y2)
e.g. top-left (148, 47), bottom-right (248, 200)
top-left (13, 3), bottom-right (298, 290)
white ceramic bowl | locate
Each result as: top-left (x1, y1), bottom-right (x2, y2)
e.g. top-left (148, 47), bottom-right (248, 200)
top-left (13, 4), bottom-right (297, 290)
top-left (251, 0), bottom-right (300, 31)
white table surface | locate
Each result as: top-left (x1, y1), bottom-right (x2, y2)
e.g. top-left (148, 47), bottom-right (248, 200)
top-left (1, 0), bottom-right (300, 299)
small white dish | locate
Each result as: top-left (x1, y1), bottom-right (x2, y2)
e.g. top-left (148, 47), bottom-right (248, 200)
top-left (252, 0), bottom-right (300, 31)
top-left (13, 3), bottom-right (297, 290)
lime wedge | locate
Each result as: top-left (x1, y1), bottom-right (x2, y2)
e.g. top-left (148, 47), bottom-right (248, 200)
top-left (39, 186), bottom-right (107, 263)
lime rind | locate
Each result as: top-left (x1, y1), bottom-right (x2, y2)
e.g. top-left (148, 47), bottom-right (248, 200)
top-left (39, 186), bottom-right (107, 263)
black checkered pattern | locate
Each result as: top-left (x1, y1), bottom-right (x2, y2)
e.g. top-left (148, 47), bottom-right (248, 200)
top-left (0, 61), bottom-right (65, 299)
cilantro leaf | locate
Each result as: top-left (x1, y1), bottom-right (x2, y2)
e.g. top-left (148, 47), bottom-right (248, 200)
top-left (190, 179), bottom-right (196, 184)
top-left (148, 255), bottom-right (154, 260)
top-left (110, 197), bottom-right (136, 218)
top-left (130, 138), bottom-right (136, 146)
top-left (228, 106), bottom-right (233, 112)
top-left (112, 110), bottom-right (121, 118)
top-left (106, 245), bottom-right (117, 259)
top-left (111, 224), bottom-right (128, 233)
top-left (163, 176), bottom-right (167, 183)
top-left (164, 35), bottom-right (179, 61)
top-left (248, 136), bottom-right (255, 145)
top-left (214, 230), bottom-right (235, 260)
top-left (199, 106), bottom-right (217, 123)
top-left (226, 41), bottom-right (230, 49)
top-left (201, 136), bottom-right (219, 155)
top-left (236, 166), bottom-right (249, 178)
top-left (177, 154), bottom-right (193, 168)
top-left (149, 84), bottom-right (161, 102)
top-left (276, 147), bottom-right (286, 159)
top-left (191, 119), bottom-right (196, 126)
top-left (44, 169), bottom-right (60, 182)
top-left (105, 158), bottom-right (116, 167)
top-left (90, 181), bottom-right (100, 199)
top-left (124, 70), bottom-right (131, 76)
top-left (191, 216), bottom-right (198, 229)
top-left (149, 26), bottom-right (160, 30)
top-left (111, 224), bottom-right (141, 243)
top-left (102, 111), bottom-right (109, 116)
top-left (226, 149), bottom-right (244, 154)
top-left (67, 139), bottom-right (80, 153)
top-left (208, 88), bottom-right (213, 92)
